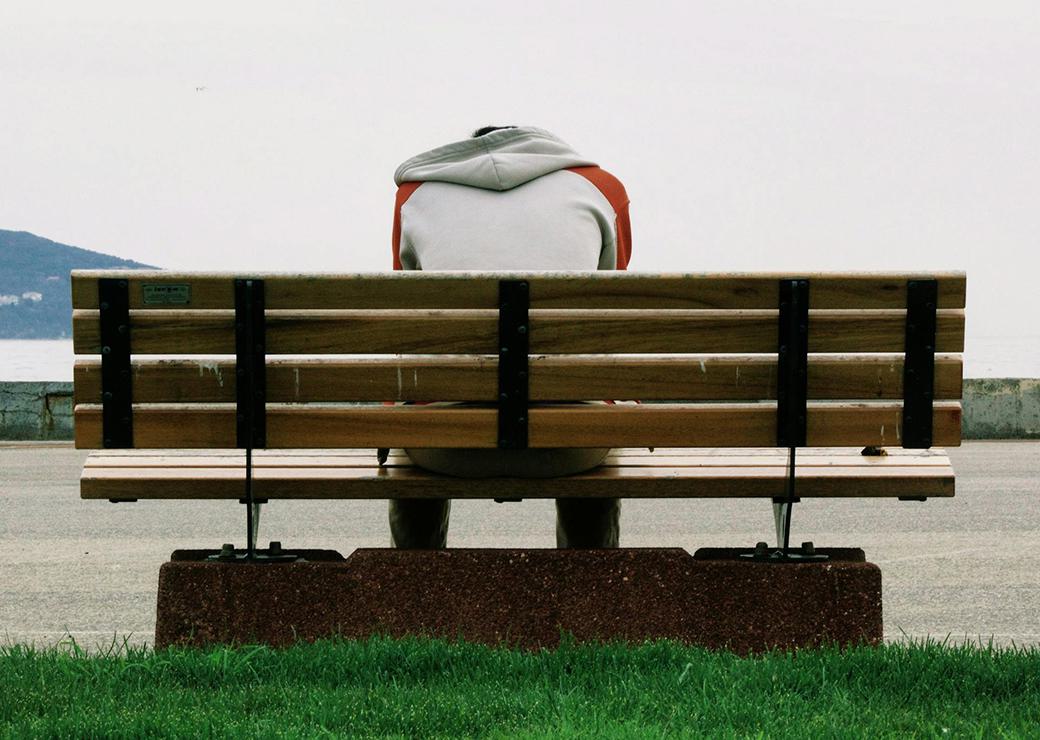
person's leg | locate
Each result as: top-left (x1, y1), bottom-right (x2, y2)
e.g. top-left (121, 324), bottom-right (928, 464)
top-left (555, 498), bottom-right (620, 548)
top-left (389, 499), bottom-right (451, 548)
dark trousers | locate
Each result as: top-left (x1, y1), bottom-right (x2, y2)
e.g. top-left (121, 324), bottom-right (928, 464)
top-left (389, 498), bottom-right (621, 548)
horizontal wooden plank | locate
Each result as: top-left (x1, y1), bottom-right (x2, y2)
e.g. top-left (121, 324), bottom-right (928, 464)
top-left (80, 454), bottom-right (955, 500)
top-left (83, 445), bottom-right (954, 459)
top-left (74, 401), bottom-right (962, 449)
top-left (84, 450), bottom-right (954, 469)
top-left (72, 309), bottom-right (965, 355)
top-left (73, 354), bottom-right (963, 403)
top-left (71, 271), bottom-right (967, 310)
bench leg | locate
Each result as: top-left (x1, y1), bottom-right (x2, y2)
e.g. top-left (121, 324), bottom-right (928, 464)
top-left (772, 501), bottom-right (788, 549)
top-left (250, 501), bottom-right (263, 548)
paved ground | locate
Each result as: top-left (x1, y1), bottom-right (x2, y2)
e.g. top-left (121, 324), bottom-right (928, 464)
top-left (1, 441), bottom-right (1037, 649)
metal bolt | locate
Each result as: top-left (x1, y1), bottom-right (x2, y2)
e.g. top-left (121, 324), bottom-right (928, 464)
top-left (518, 371), bottom-right (527, 379)
top-left (500, 392), bottom-right (509, 400)
top-left (517, 325), bottom-right (527, 335)
top-left (519, 282), bottom-right (528, 291)
top-left (102, 346), bottom-right (111, 355)
top-left (118, 324), bottom-right (128, 335)
top-left (100, 301), bottom-right (110, 311)
top-left (119, 280), bottom-right (128, 288)
top-left (103, 392), bottom-right (113, 401)
top-left (518, 416), bottom-right (526, 424)
top-left (500, 347), bottom-right (509, 354)
top-left (104, 437), bottom-right (113, 446)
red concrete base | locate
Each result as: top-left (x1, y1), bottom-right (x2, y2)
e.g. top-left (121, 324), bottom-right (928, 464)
top-left (154, 547), bottom-right (882, 653)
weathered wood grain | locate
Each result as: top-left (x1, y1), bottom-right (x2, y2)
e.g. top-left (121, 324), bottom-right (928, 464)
top-left (72, 354), bottom-right (962, 404)
top-left (80, 447), bottom-right (955, 500)
top-left (71, 271), bottom-right (967, 310)
top-left (74, 401), bottom-right (962, 449)
top-left (72, 309), bottom-right (965, 355)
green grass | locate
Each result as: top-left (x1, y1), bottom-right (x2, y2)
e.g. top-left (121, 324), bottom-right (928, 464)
top-left (1, 636), bottom-right (1038, 738)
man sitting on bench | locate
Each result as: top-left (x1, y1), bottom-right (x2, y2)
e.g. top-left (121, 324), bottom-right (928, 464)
top-left (390, 125), bottom-right (633, 549)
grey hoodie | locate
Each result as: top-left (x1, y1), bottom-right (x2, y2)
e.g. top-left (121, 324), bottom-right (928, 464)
top-left (392, 127), bottom-right (631, 271)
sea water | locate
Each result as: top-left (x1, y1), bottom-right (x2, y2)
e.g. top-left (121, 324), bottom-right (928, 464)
top-left (1, 337), bottom-right (1037, 381)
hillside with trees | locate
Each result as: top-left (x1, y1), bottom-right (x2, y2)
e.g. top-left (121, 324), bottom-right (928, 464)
top-left (0, 230), bottom-right (156, 338)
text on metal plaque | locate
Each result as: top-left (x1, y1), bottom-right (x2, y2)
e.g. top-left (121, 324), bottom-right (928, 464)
top-left (142, 284), bottom-right (191, 305)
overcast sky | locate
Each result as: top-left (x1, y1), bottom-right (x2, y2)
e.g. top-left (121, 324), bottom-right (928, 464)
top-left (1, 1), bottom-right (1037, 344)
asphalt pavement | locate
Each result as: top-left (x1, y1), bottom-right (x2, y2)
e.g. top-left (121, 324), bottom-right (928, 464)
top-left (1, 441), bottom-right (1037, 649)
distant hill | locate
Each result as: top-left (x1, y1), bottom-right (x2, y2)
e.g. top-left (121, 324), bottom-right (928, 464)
top-left (0, 230), bottom-right (157, 338)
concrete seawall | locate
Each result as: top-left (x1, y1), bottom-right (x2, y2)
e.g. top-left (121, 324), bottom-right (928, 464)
top-left (3, 379), bottom-right (1040, 441)
top-left (0, 382), bottom-right (74, 441)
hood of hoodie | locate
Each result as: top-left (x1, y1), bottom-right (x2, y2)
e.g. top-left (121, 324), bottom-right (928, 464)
top-left (394, 127), bottom-right (596, 191)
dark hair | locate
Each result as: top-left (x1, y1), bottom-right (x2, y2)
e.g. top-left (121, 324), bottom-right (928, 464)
top-left (472, 125), bottom-right (517, 138)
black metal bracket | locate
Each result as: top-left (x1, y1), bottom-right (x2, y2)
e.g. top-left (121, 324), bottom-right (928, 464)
top-left (741, 540), bottom-right (829, 563)
top-left (744, 279), bottom-right (828, 562)
top-left (498, 280), bottom-right (530, 450)
top-left (776, 279), bottom-right (809, 449)
top-left (903, 279), bottom-right (937, 449)
top-left (235, 279), bottom-right (267, 450)
top-left (234, 278), bottom-right (267, 560)
top-left (99, 278), bottom-right (133, 448)
top-left (206, 540), bottom-right (299, 563)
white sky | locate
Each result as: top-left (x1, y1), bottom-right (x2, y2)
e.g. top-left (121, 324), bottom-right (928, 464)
top-left (1, 1), bottom-right (1037, 342)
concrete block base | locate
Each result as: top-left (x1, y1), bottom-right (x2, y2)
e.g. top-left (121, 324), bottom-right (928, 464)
top-left (155, 547), bottom-right (881, 653)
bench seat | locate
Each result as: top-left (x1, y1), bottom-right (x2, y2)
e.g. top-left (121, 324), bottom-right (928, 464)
top-left (81, 447), bottom-right (954, 501)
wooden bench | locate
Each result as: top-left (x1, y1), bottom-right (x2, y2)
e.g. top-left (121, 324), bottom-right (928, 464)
top-left (72, 271), bottom-right (964, 559)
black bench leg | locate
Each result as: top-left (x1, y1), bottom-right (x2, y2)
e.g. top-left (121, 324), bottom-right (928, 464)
top-left (772, 500), bottom-right (790, 549)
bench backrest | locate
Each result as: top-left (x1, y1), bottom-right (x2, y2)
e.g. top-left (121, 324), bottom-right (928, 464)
top-left (71, 271), bottom-right (965, 450)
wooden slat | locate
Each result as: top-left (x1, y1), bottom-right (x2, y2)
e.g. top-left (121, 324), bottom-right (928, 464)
top-left (84, 451), bottom-right (954, 469)
top-left (72, 308), bottom-right (965, 355)
top-left (74, 401), bottom-right (962, 449)
top-left (80, 452), bottom-right (955, 500)
top-left (71, 271), bottom-right (967, 310)
top-left (83, 444), bottom-right (952, 457)
top-left (73, 355), bottom-right (963, 403)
